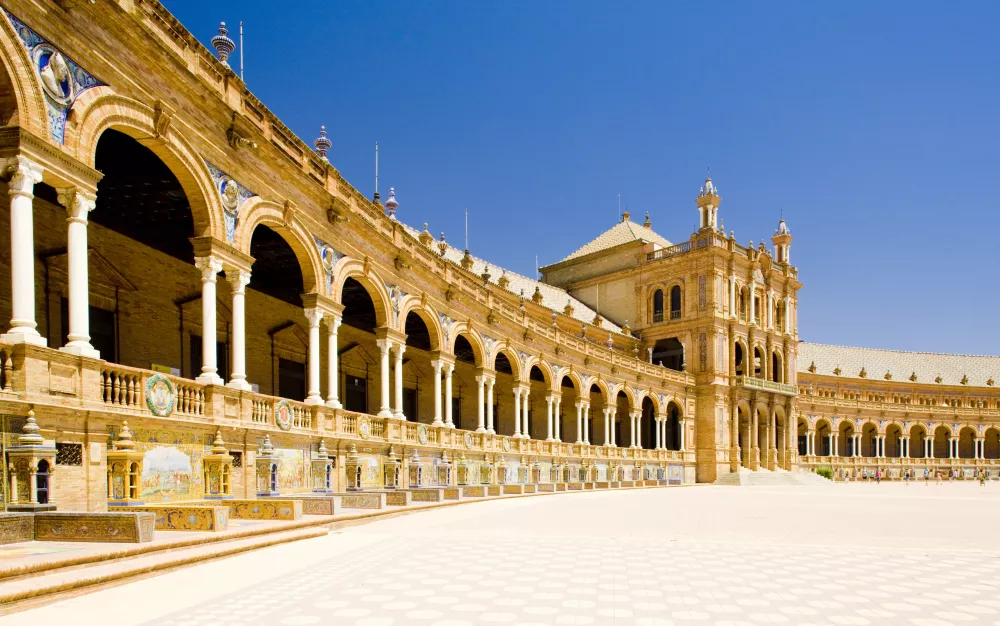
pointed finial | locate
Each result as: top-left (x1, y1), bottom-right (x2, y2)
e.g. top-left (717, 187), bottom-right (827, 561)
top-left (113, 420), bottom-right (137, 451)
top-left (388, 446), bottom-right (398, 461)
top-left (643, 211), bottom-right (650, 228)
top-left (18, 410), bottom-right (44, 447)
top-left (260, 434), bottom-right (274, 455)
top-left (317, 439), bottom-right (329, 459)
top-left (385, 187), bottom-right (398, 219)
top-left (314, 125), bottom-right (331, 161)
top-left (212, 22), bottom-right (236, 66)
top-left (211, 429), bottom-right (227, 455)
top-left (438, 232), bottom-right (448, 257)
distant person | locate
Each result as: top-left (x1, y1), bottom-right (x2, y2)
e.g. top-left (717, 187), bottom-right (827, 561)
top-left (924, 468), bottom-right (929, 486)
top-left (936, 471), bottom-right (943, 485)
top-left (980, 469), bottom-right (986, 487)
top-left (875, 468), bottom-right (882, 484)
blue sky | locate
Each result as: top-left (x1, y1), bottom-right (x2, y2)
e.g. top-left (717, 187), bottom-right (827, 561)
top-left (167, 1), bottom-right (1000, 355)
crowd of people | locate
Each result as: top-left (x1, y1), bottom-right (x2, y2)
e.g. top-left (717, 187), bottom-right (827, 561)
top-left (842, 467), bottom-right (991, 485)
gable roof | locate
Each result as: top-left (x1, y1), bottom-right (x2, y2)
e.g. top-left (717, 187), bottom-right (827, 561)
top-left (560, 217), bottom-right (672, 263)
top-left (797, 342), bottom-right (1000, 387)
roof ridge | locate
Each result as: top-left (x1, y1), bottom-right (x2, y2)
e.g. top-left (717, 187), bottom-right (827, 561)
top-left (800, 341), bottom-right (1000, 360)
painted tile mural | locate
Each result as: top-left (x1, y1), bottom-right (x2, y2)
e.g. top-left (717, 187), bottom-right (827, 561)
top-left (108, 425), bottom-right (210, 503)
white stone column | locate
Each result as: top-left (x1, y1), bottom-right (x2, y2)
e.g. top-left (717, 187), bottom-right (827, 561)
top-left (575, 401), bottom-right (583, 444)
top-left (949, 437), bottom-right (957, 459)
top-left (554, 397), bottom-right (562, 441)
top-left (603, 408), bottom-right (612, 446)
top-left (444, 362), bottom-right (455, 427)
top-left (831, 433), bottom-right (838, 458)
top-left (325, 314), bottom-right (341, 407)
top-left (748, 281), bottom-right (756, 325)
top-left (679, 419), bottom-right (686, 451)
top-left (376, 338), bottom-right (392, 417)
top-left (393, 342), bottom-right (406, 419)
top-left (654, 417), bottom-right (662, 449)
top-left (475, 374), bottom-right (486, 433)
top-left (631, 410), bottom-right (640, 448)
top-left (583, 404), bottom-right (591, 444)
top-left (431, 359), bottom-right (443, 426)
top-left (2, 157), bottom-right (45, 346)
top-left (222, 269), bottom-right (251, 390)
top-left (57, 188), bottom-right (99, 357)
top-left (729, 276), bottom-right (737, 319)
top-left (486, 377), bottom-right (495, 434)
top-left (545, 394), bottom-right (554, 441)
top-left (194, 256), bottom-right (224, 385)
top-left (609, 409), bottom-right (617, 447)
top-left (522, 389), bottom-right (530, 438)
top-left (303, 307), bottom-right (324, 406)
top-left (513, 386), bottom-right (522, 437)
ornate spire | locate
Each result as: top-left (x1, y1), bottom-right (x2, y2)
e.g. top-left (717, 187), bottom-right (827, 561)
top-left (17, 410), bottom-right (44, 447)
top-left (438, 232), bottom-right (448, 257)
top-left (461, 249), bottom-right (474, 270)
top-left (314, 125), bottom-right (331, 161)
top-left (114, 420), bottom-right (136, 451)
top-left (643, 211), bottom-right (650, 228)
top-left (317, 439), bottom-right (329, 459)
top-left (385, 187), bottom-right (398, 219)
top-left (211, 429), bottom-right (227, 455)
top-left (211, 22), bottom-right (236, 66)
top-left (774, 218), bottom-right (790, 236)
top-left (260, 434), bottom-right (275, 456)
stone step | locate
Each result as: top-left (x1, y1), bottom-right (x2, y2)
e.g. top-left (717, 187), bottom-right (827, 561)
top-left (0, 525), bottom-right (328, 613)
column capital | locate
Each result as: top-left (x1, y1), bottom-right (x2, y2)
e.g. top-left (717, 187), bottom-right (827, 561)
top-left (374, 325), bottom-right (407, 346)
top-left (301, 292), bottom-right (343, 318)
top-left (429, 351), bottom-right (456, 367)
top-left (194, 256), bottom-right (223, 282)
top-left (4, 156), bottom-right (43, 196)
top-left (325, 311), bottom-right (342, 330)
top-left (303, 307), bottom-right (324, 328)
top-left (225, 268), bottom-right (251, 293)
top-left (56, 187), bottom-right (96, 222)
top-left (375, 337), bottom-right (392, 354)
top-left (393, 342), bottom-right (406, 357)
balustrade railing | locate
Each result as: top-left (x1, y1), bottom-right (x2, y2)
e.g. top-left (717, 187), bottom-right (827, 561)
top-left (736, 375), bottom-right (798, 396)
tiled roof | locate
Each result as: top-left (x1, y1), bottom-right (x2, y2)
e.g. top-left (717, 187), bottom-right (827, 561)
top-left (399, 222), bottom-right (625, 335)
top-left (798, 342), bottom-right (1000, 387)
top-left (560, 217), bottom-right (672, 262)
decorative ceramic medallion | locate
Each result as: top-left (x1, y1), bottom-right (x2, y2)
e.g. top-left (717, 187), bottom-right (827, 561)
top-left (596, 447), bottom-right (602, 458)
top-left (502, 437), bottom-right (511, 452)
top-left (145, 374), bottom-right (176, 417)
top-left (417, 424), bottom-right (429, 445)
top-left (358, 416), bottom-right (371, 439)
top-left (3, 9), bottom-right (103, 143)
top-left (205, 162), bottom-right (256, 243)
top-left (274, 399), bottom-right (292, 431)
top-left (464, 432), bottom-right (474, 448)
top-left (622, 448), bottom-right (630, 459)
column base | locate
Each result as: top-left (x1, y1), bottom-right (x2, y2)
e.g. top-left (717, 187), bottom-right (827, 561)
top-left (60, 341), bottom-right (100, 359)
top-left (432, 419), bottom-right (444, 427)
top-left (325, 399), bottom-right (342, 409)
top-left (476, 427), bottom-right (486, 433)
top-left (227, 378), bottom-right (252, 391)
top-left (487, 429), bottom-right (495, 435)
top-left (195, 372), bottom-right (224, 385)
top-left (304, 395), bottom-right (325, 406)
top-left (377, 408), bottom-right (394, 418)
top-left (1, 329), bottom-right (47, 347)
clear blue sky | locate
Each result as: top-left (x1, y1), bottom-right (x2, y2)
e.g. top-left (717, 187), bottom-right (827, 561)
top-left (166, 1), bottom-right (1000, 355)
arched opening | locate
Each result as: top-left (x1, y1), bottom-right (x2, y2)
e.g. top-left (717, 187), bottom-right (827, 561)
top-left (738, 287), bottom-right (747, 321)
top-left (985, 428), bottom-right (1000, 459)
top-left (614, 390), bottom-right (630, 447)
top-left (652, 338), bottom-right (684, 371)
top-left (0, 54), bottom-right (19, 126)
top-left (452, 334), bottom-right (480, 431)
top-left (128, 461), bottom-right (140, 499)
top-left (796, 417), bottom-right (808, 457)
top-left (558, 374), bottom-right (580, 443)
top-left (815, 420), bottom-right (831, 456)
top-left (587, 383), bottom-right (605, 444)
top-left (958, 427), bottom-right (976, 459)
top-left (36, 459), bottom-right (50, 505)
top-left (838, 421), bottom-right (855, 456)
top-left (338, 277), bottom-right (382, 414)
top-left (249, 224), bottom-right (308, 400)
top-left (641, 396), bottom-right (656, 450)
top-left (752, 347), bottom-right (763, 378)
top-left (909, 424), bottom-right (927, 459)
top-left (401, 311), bottom-right (436, 422)
top-left (933, 425), bottom-right (950, 459)
top-left (665, 401), bottom-right (681, 451)
top-left (527, 364), bottom-right (550, 439)
top-left (652, 289), bottom-right (664, 323)
top-left (669, 285), bottom-right (681, 320)
top-left (861, 423), bottom-right (878, 457)
top-left (771, 352), bottom-right (782, 383)
top-left (734, 342), bottom-right (745, 376)
top-left (494, 350), bottom-right (517, 436)
top-left (885, 424), bottom-right (903, 458)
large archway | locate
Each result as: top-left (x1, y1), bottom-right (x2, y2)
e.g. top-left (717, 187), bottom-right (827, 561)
top-left (527, 364), bottom-right (551, 439)
top-left (557, 373), bottom-right (580, 443)
top-left (651, 338), bottom-right (684, 372)
top-left (452, 333), bottom-right (481, 431)
top-left (493, 350), bottom-right (518, 436)
top-left (337, 276), bottom-right (383, 414)
top-left (909, 424), bottom-right (928, 459)
top-left (665, 401), bottom-right (682, 451)
top-left (640, 396), bottom-right (656, 450)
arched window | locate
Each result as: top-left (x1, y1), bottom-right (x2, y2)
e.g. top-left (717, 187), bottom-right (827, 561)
top-left (669, 286), bottom-right (682, 319)
top-left (738, 288), bottom-right (747, 321)
top-left (734, 343), bottom-right (744, 376)
top-left (128, 462), bottom-right (140, 499)
top-left (36, 460), bottom-right (51, 504)
top-left (771, 352), bottom-right (782, 383)
top-left (652, 290), bottom-right (664, 322)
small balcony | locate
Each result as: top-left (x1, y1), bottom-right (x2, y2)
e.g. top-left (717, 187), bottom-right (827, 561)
top-left (736, 375), bottom-right (798, 396)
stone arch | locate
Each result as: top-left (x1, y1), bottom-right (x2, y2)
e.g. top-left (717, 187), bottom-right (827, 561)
top-left (733, 337), bottom-right (750, 377)
top-left (330, 257), bottom-right (391, 329)
top-left (237, 198), bottom-right (323, 295)
top-left (0, 10), bottom-right (46, 133)
top-left (67, 90), bottom-right (224, 240)
top-left (491, 344), bottom-right (522, 380)
top-left (586, 378), bottom-right (611, 405)
top-left (553, 368), bottom-right (583, 393)
top-left (449, 324), bottom-right (485, 366)
top-left (524, 357), bottom-right (553, 386)
top-left (618, 385), bottom-right (638, 412)
top-left (397, 297), bottom-right (444, 352)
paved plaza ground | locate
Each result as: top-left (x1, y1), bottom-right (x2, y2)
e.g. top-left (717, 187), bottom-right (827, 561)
top-left (3, 482), bottom-right (1000, 626)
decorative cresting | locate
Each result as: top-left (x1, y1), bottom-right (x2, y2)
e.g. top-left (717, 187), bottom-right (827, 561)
top-left (203, 430), bottom-right (234, 500)
top-left (311, 439), bottom-right (333, 493)
top-left (383, 447), bottom-right (401, 490)
top-left (274, 399), bottom-right (293, 431)
top-left (255, 435), bottom-right (280, 497)
top-left (144, 373), bottom-right (176, 417)
top-left (107, 420), bottom-right (144, 506)
top-left (345, 444), bottom-right (363, 491)
top-left (313, 236), bottom-right (343, 296)
top-left (6, 411), bottom-right (57, 511)
top-left (205, 161), bottom-right (257, 243)
top-left (3, 9), bottom-right (104, 143)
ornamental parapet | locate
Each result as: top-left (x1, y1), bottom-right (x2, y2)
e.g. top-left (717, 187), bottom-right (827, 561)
top-left (798, 394), bottom-right (1000, 420)
top-left (736, 375), bottom-right (797, 396)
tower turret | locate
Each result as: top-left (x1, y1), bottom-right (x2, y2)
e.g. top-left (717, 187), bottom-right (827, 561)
top-left (696, 177), bottom-right (721, 231)
top-left (771, 219), bottom-right (792, 264)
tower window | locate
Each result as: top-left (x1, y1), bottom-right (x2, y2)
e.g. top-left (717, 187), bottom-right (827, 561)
top-left (652, 290), bottom-right (664, 323)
